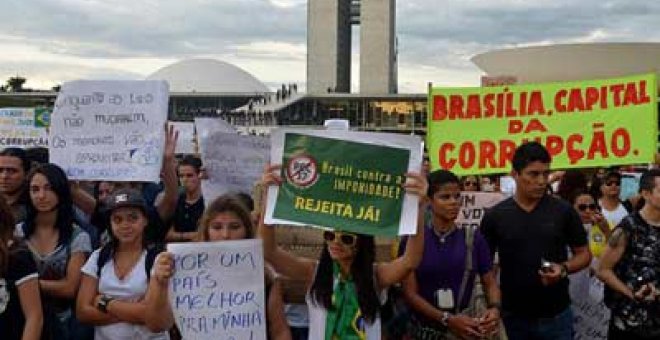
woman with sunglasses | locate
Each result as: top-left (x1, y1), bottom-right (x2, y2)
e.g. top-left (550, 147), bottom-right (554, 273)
top-left (258, 164), bottom-right (428, 339)
top-left (571, 191), bottom-right (610, 259)
top-left (568, 190), bottom-right (611, 339)
top-left (144, 194), bottom-right (292, 340)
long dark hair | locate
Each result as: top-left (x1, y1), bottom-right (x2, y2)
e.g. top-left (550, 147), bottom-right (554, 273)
top-left (309, 233), bottom-right (380, 322)
top-left (23, 163), bottom-right (74, 246)
top-left (0, 196), bottom-right (14, 276)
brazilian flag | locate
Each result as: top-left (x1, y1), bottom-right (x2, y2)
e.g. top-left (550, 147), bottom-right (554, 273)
top-left (34, 108), bottom-right (51, 127)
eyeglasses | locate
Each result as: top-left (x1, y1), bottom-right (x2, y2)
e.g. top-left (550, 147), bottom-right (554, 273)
top-left (463, 181), bottom-right (478, 186)
top-left (577, 204), bottom-right (599, 212)
top-left (605, 181), bottom-right (621, 187)
top-left (323, 230), bottom-right (357, 247)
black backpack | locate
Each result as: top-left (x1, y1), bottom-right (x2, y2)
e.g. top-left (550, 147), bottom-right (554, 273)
top-left (96, 242), bottom-right (164, 280)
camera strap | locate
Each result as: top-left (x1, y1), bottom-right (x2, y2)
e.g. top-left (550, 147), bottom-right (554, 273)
top-left (455, 226), bottom-right (475, 314)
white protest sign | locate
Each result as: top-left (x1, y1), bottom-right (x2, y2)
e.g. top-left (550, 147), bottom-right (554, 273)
top-left (168, 121), bottom-right (195, 154)
top-left (197, 128), bottom-right (270, 200)
top-left (456, 192), bottom-right (505, 229)
top-left (168, 240), bottom-right (266, 340)
top-left (569, 270), bottom-right (609, 339)
top-left (0, 108), bottom-right (50, 148)
top-left (49, 80), bottom-right (168, 181)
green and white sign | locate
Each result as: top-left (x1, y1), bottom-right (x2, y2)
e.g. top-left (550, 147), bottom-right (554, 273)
top-left (265, 129), bottom-right (422, 237)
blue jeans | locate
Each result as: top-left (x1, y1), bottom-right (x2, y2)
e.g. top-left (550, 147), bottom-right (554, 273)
top-left (503, 307), bottom-right (573, 340)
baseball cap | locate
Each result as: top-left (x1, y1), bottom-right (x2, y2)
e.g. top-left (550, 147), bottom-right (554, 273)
top-left (105, 188), bottom-right (147, 214)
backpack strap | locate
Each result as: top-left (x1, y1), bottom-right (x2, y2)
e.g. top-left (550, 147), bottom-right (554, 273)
top-left (455, 226), bottom-right (475, 313)
top-left (96, 243), bottom-right (114, 278)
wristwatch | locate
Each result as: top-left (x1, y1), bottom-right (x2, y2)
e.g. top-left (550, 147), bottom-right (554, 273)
top-left (440, 311), bottom-right (451, 326)
top-left (560, 263), bottom-right (569, 278)
top-left (97, 295), bottom-right (114, 313)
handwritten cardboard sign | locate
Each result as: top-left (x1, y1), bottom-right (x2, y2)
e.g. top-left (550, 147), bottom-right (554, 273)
top-left (456, 192), bottom-right (505, 230)
top-left (169, 121), bottom-right (196, 155)
top-left (49, 80), bottom-right (168, 181)
top-left (0, 107), bottom-right (50, 148)
top-left (264, 128), bottom-right (423, 236)
top-left (168, 240), bottom-right (266, 340)
top-left (569, 269), bottom-right (609, 339)
top-left (195, 126), bottom-right (270, 200)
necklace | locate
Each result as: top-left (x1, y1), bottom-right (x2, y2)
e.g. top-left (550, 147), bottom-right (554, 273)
top-left (433, 225), bottom-right (456, 244)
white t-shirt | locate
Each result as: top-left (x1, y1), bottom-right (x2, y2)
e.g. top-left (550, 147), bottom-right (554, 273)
top-left (599, 200), bottom-right (629, 227)
top-left (81, 249), bottom-right (169, 340)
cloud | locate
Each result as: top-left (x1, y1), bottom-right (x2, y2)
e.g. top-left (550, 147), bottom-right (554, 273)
top-left (1, 0), bottom-right (660, 92)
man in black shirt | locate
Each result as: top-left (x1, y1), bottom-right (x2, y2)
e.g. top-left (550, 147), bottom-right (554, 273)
top-left (480, 142), bottom-right (591, 340)
top-left (166, 155), bottom-right (205, 242)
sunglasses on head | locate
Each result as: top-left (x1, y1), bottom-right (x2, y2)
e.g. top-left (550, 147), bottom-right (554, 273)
top-left (577, 203), bottom-right (599, 212)
top-left (605, 180), bottom-right (621, 187)
top-left (323, 230), bottom-right (358, 246)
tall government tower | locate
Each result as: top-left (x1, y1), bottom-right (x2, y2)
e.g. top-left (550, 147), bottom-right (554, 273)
top-left (307, 0), bottom-right (397, 94)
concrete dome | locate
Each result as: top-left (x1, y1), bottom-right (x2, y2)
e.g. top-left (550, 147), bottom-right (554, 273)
top-left (472, 43), bottom-right (660, 90)
top-left (146, 59), bottom-right (269, 93)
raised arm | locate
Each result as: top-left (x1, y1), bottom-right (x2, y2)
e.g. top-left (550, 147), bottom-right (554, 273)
top-left (70, 181), bottom-right (97, 217)
top-left (267, 278), bottom-right (293, 340)
top-left (376, 172), bottom-right (428, 289)
top-left (145, 252), bottom-right (176, 332)
top-left (257, 164), bottom-right (316, 284)
top-left (155, 124), bottom-right (179, 222)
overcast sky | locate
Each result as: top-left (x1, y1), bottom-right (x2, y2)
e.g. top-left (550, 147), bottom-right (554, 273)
top-left (2, 0), bottom-right (660, 93)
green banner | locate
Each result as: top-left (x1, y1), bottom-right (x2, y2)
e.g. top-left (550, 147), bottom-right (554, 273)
top-left (427, 73), bottom-right (658, 175)
top-left (273, 133), bottom-right (410, 237)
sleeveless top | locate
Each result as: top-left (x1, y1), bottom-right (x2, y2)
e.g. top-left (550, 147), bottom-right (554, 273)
top-left (606, 213), bottom-right (660, 332)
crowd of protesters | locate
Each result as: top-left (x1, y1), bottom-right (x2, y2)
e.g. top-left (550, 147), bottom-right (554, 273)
top-left (1, 136), bottom-right (659, 340)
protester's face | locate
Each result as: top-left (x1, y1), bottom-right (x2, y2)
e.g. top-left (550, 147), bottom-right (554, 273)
top-left (573, 194), bottom-right (598, 224)
top-left (325, 231), bottom-right (358, 261)
top-left (514, 161), bottom-right (550, 200)
top-left (430, 182), bottom-right (461, 221)
top-left (178, 165), bottom-right (200, 192)
top-left (110, 207), bottom-right (147, 244)
top-left (29, 173), bottom-right (58, 212)
top-left (461, 176), bottom-right (479, 192)
top-left (207, 211), bottom-right (247, 241)
top-left (641, 177), bottom-right (660, 212)
top-left (98, 182), bottom-right (115, 202)
top-left (0, 156), bottom-right (25, 195)
top-left (600, 176), bottom-right (621, 197)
